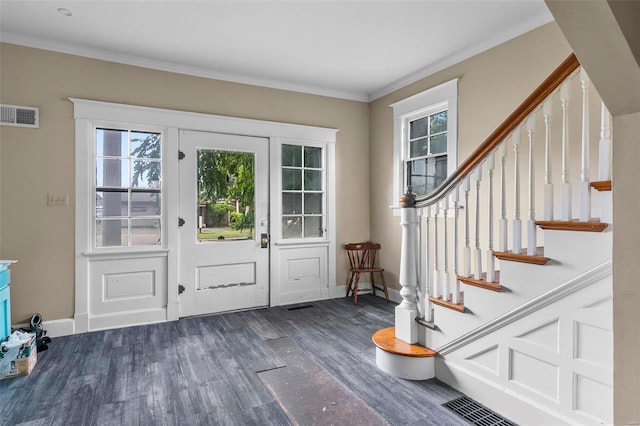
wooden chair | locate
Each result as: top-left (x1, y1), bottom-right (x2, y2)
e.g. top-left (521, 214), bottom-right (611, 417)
top-left (345, 242), bottom-right (389, 303)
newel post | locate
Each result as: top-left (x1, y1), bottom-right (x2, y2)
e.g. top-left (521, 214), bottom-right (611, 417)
top-left (396, 187), bottom-right (419, 344)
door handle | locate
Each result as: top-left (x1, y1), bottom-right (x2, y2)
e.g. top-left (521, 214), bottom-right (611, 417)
top-left (261, 233), bottom-right (270, 248)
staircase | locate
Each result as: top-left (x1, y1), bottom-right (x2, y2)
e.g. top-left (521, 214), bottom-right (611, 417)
top-left (374, 54), bottom-right (614, 425)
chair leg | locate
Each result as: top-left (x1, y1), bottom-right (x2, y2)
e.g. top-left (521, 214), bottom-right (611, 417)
top-left (353, 272), bottom-right (360, 304)
top-left (370, 272), bottom-right (376, 296)
top-left (379, 271), bottom-right (389, 301)
top-left (346, 272), bottom-right (355, 298)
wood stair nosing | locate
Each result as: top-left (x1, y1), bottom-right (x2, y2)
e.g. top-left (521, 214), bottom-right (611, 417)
top-left (457, 271), bottom-right (502, 292)
top-left (535, 220), bottom-right (608, 232)
top-left (372, 327), bottom-right (437, 358)
top-left (428, 295), bottom-right (465, 313)
top-left (492, 247), bottom-right (550, 265)
top-left (590, 180), bottom-right (612, 192)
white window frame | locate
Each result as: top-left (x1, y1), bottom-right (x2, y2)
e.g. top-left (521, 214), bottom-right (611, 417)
top-left (91, 122), bottom-right (166, 250)
top-left (279, 141), bottom-right (328, 242)
top-left (391, 79), bottom-right (459, 212)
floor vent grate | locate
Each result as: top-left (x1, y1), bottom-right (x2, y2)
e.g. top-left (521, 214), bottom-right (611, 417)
top-left (286, 304), bottom-right (314, 311)
top-left (443, 396), bottom-right (516, 426)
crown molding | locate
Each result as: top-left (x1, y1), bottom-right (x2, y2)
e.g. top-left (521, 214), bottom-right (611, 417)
top-left (368, 13), bottom-right (554, 101)
top-left (0, 32), bottom-right (369, 103)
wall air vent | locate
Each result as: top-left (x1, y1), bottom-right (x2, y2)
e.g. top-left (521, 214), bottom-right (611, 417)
top-left (1, 104), bottom-right (39, 128)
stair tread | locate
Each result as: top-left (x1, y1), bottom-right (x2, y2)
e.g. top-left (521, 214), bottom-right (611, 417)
top-left (429, 296), bottom-right (465, 313)
top-left (457, 272), bottom-right (502, 291)
top-left (536, 219), bottom-right (608, 232)
top-left (590, 180), bottom-right (612, 191)
top-left (372, 327), bottom-right (437, 357)
top-left (493, 247), bottom-right (550, 265)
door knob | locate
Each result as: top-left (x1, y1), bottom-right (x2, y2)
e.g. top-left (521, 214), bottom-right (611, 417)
top-left (261, 233), bottom-right (270, 248)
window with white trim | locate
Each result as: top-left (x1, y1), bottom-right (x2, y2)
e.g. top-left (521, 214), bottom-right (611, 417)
top-left (281, 143), bottom-right (325, 239)
top-left (392, 79), bottom-right (458, 204)
top-left (94, 126), bottom-right (163, 248)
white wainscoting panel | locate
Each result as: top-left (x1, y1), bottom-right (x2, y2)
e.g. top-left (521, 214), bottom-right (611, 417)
top-left (436, 266), bottom-right (612, 426)
top-left (88, 256), bottom-right (167, 330)
top-left (104, 271), bottom-right (156, 301)
top-left (275, 245), bottom-right (328, 305)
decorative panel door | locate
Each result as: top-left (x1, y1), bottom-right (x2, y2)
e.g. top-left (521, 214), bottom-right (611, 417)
top-left (179, 130), bottom-right (269, 316)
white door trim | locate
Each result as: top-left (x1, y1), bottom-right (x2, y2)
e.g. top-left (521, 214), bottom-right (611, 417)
top-left (72, 98), bottom-right (337, 332)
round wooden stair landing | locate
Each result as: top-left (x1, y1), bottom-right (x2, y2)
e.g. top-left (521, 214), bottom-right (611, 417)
top-left (372, 327), bottom-right (436, 380)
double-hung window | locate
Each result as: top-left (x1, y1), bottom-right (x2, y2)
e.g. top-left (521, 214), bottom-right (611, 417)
top-left (94, 127), bottom-right (163, 248)
top-left (392, 79), bottom-right (458, 204)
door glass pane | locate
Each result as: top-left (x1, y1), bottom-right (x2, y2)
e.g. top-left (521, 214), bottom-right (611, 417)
top-left (304, 147), bottom-right (322, 168)
top-left (197, 149), bottom-right (255, 243)
top-left (282, 144), bottom-right (302, 167)
top-left (304, 216), bottom-right (323, 238)
top-left (304, 170), bottom-right (322, 191)
top-left (96, 219), bottom-right (128, 247)
top-left (283, 193), bottom-right (302, 215)
top-left (304, 193), bottom-right (322, 214)
top-left (282, 216), bottom-right (302, 239)
top-left (282, 169), bottom-right (302, 190)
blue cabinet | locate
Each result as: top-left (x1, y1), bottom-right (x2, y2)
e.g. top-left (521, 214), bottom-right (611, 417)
top-left (0, 269), bottom-right (11, 339)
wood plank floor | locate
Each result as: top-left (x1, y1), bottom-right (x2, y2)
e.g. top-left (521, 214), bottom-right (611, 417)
top-left (0, 295), bottom-right (469, 425)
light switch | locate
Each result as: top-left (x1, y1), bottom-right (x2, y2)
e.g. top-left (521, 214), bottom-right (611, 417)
top-left (47, 193), bottom-right (69, 206)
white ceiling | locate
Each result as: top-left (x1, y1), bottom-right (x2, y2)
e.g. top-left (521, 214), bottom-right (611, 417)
top-left (0, 1), bottom-right (553, 102)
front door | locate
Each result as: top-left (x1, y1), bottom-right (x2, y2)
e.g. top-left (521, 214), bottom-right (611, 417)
top-left (178, 130), bottom-right (269, 316)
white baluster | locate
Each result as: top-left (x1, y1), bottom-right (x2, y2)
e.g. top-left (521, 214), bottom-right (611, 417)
top-left (527, 115), bottom-right (537, 255)
top-left (486, 152), bottom-right (496, 283)
top-left (599, 102), bottom-right (613, 224)
top-left (498, 141), bottom-right (509, 251)
top-left (580, 68), bottom-right (591, 222)
top-left (512, 128), bottom-right (522, 254)
top-left (424, 206), bottom-right (433, 322)
top-left (474, 166), bottom-right (483, 279)
top-left (442, 197), bottom-right (451, 301)
top-left (463, 176), bottom-right (472, 277)
top-left (433, 202), bottom-right (441, 299)
top-left (452, 187), bottom-right (461, 304)
top-left (543, 99), bottom-right (554, 220)
top-left (599, 102), bottom-right (612, 181)
top-left (560, 82), bottom-right (572, 221)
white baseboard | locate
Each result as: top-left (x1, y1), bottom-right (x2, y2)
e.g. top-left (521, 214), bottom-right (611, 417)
top-left (12, 318), bottom-right (75, 338)
top-left (88, 308), bottom-right (167, 331)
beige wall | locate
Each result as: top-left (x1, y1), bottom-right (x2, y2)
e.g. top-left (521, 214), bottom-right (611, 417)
top-left (0, 43), bottom-right (370, 322)
top-left (368, 22), bottom-right (572, 287)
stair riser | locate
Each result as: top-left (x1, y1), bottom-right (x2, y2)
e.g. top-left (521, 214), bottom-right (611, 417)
top-left (427, 230), bottom-right (612, 350)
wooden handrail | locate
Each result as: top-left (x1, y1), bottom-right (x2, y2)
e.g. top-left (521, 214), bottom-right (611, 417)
top-left (412, 53), bottom-right (580, 208)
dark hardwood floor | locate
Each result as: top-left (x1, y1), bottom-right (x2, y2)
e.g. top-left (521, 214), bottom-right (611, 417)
top-left (0, 295), bottom-right (468, 425)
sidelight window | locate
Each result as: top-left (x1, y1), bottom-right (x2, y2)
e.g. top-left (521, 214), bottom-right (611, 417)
top-left (281, 144), bottom-right (324, 239)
